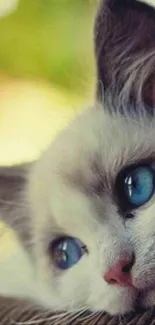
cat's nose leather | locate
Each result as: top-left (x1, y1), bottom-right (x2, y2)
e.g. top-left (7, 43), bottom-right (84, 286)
top-left (104, 258), bottom-right (134, 287)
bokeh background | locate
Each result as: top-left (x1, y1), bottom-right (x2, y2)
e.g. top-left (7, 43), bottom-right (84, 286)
top-left (0, 0), bottom-right (97, 254)
top-left (0, 0), bottom-right (97, 165)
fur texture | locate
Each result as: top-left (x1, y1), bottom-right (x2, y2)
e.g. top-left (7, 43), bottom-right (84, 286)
top-left (0, 0), bottom-right (155, 316)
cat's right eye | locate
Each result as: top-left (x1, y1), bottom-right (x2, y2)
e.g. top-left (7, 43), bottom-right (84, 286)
top-left (50, 237), bottom-right (86, 270)
top-left (115, 164), bottom-right (155, 211)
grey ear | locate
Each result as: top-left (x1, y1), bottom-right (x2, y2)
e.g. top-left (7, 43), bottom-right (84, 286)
top-left (94, 0), bottom-right (155, 115)
top-left (0, 163), bottom-right (32, 248)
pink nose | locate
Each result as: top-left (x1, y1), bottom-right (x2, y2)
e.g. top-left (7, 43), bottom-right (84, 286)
top-left (104, 258), bottom-right (134, 287)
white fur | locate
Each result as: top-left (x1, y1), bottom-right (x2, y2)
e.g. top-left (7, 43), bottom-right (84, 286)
top-left (139, 0), bottom-right (155, 8)
top-left (0, 104), bottom-right (153, 314)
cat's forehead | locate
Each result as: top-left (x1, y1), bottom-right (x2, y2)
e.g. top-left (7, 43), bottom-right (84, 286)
top-left (58, 107), bottom-right (155, 189)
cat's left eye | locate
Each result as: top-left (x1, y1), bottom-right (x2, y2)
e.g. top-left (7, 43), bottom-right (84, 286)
top-left (50, 237), bottom-right (86, 270)
top-left (116, 164), bottom-right (155, 210)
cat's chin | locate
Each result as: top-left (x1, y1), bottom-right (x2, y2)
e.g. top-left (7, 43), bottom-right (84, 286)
top-left (92, 288), bottom-right (137, 315)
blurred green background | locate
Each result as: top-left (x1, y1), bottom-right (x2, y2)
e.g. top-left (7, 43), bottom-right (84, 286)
top-left (0, 0), bottom-right (97, 96)
top-left (0, 0), bottom-right (97, 165)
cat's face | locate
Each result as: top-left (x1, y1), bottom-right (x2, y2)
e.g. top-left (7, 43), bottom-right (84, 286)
top-left (26, 0), bottom-right (155, 316)
top-left (27, 105), bottom-right (155, 314)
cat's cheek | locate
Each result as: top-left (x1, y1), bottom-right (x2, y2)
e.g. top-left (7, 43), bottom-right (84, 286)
top-left (91, 288), bottom-right (136, 315)
top-left (142, 289), bottom-right (155, 308)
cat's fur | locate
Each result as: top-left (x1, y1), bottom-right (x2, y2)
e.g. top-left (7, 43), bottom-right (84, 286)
top-left (0, 0), bottom-right (155, 316)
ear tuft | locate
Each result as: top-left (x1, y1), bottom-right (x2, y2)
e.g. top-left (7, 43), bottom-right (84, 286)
top-left (94, 0), bottom-right (155, 115)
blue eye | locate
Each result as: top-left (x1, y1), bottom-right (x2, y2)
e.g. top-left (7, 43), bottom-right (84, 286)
top-left (116, 165), bottom-right (155, 210)
top-left (51, 237), bottom-right (86, 270)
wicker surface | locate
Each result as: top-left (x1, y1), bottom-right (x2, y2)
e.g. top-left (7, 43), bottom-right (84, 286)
top-left (0, 297), bottom-right (155, 325)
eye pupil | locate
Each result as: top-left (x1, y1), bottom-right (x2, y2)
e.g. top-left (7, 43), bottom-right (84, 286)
top-left (132, 179), bottom-right (137, 189)
top-left (116, 164), bottom-right (155, 211)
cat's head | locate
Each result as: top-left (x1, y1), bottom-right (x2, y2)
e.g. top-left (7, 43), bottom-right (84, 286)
top-left (27, 0), bottom-right (155, 315)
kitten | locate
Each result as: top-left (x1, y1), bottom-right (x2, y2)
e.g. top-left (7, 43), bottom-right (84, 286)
top-left (0, 0), bottom-right (155, 316)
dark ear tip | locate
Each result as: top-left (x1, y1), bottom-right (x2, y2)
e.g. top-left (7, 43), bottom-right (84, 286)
top-left (94, 0), bottom-right (155, 113)
top-left (103, 0), bottom-right (136, 9)
top-left (97, 0), bottom-right (155, 13)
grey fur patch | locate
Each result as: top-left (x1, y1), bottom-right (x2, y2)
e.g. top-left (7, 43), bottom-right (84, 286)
top-left (94, 0), bottom-right (155, 116)
top-left (0, 163), bottom-right (32, 250)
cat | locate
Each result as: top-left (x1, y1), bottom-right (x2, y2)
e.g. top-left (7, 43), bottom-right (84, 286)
top-left (0, 0), bottom-right (155, 316)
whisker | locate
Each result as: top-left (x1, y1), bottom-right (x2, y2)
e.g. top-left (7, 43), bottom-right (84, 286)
top-left (118, 313), bottom-right (124, 325)
top-left (80, 310), bottom-right (102, 323)
top-left (0, 199), bottom-right (27, 208)
top-left (60, 309), bottom-right (87, 325)
top-left (12, 312), bottom-right (68, 325)
top-left (13, 307), bottom-right (89, 325)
